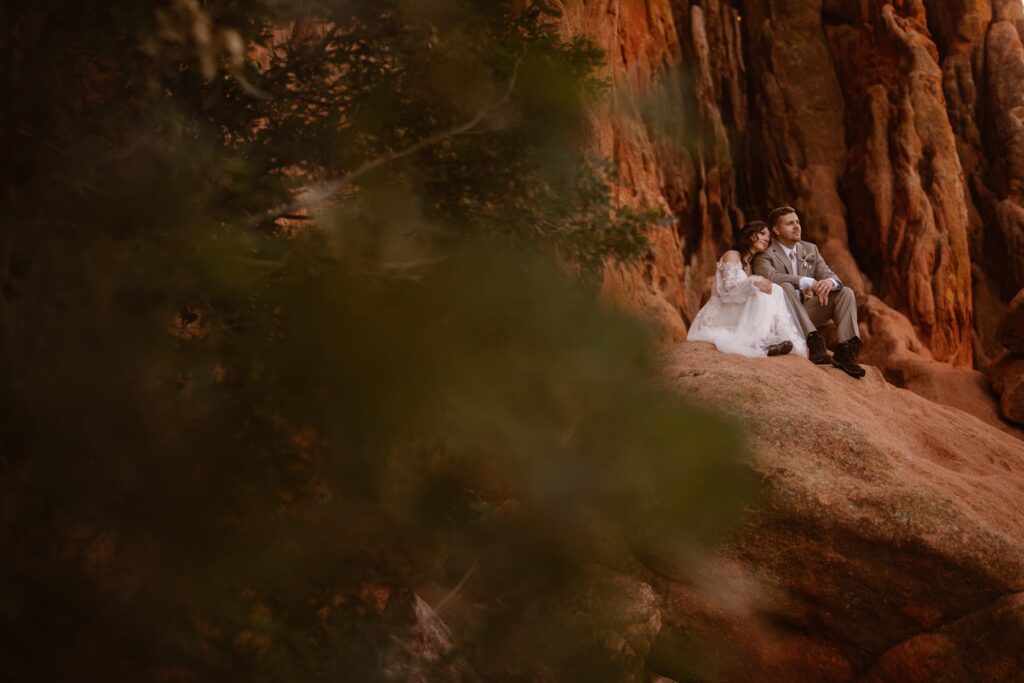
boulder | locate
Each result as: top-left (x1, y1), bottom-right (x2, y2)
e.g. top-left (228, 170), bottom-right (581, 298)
top-left (859, 592), bottom-right (1024, 682)
top-left (858, 294), bottom-right (1021, 437)
top-left (646, 342), bottom-right (1024, 681)
top-left (991, 353), bottom-right (1024, 424)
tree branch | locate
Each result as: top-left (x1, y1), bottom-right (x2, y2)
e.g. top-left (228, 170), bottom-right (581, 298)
top-left (250, 53), bottom-right (525, 227)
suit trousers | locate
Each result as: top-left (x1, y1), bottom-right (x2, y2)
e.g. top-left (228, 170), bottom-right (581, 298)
top-left (778, 283), bottom-right (859, 342)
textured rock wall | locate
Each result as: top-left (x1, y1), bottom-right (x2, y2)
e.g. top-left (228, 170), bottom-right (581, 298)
top-left (672, 0), bottom-right (747, 320)
top-left (916, 0), bottom-right (1024, 370)
top-left (741, 0), bottom-right (867, 294)
top-left (558, 0), bottom-right (1024, 417)
top-left (555, 0), bottom-right (758, 335)
top-left (554, 0), bottom-right (691, 342)
top-left (824, 2), bottom-right (974, 366)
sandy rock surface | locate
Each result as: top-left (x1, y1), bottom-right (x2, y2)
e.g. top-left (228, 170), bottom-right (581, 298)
top-left (644, 342), bottom-right (1024, 681)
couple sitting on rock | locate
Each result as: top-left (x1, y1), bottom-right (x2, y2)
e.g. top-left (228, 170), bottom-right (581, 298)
top-left (688, 206), bottom-right (865, 378)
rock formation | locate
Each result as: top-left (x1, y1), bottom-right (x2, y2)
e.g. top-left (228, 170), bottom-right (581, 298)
top-left (543, 5), bottom-right (1024, 675)
top-left (556, 0), bottom-right (1024, 424)
top-left (554, 0), bottom-right (691, 342)
top-left (825, 2), bottom-right (974, 367)
top-left (643, 342), bottom-right (1024, 681)
top-left (860, 592), bottom-right (1024, 682)
top-left (990, 290), bottom-right (1024, 423)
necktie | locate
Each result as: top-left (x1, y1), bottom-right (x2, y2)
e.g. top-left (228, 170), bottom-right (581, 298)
top-left (790, 250), bottom-right (798, 275)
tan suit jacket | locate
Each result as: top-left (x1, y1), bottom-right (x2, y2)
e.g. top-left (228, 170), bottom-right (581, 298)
top-left (752, 240), bottom-right (840, 288)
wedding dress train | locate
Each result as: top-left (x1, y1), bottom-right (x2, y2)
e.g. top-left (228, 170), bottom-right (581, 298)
top-left (687, 259), bottom-right (807, 358)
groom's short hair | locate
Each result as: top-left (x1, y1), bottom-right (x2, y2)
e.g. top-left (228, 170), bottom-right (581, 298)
top-left (768, 206), bottom-right (797, 227)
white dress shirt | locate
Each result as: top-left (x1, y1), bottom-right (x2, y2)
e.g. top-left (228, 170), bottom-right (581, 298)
top-left (779, 243), bottom-right (839, 292)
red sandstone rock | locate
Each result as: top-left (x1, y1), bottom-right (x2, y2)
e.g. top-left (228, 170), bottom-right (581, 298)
top-left (991, 352), bottom-right (1024, 423)
top-left (549, 0), bottom-right (1024, 372)
top-left (986, 17), bottom-right (1024, 292)
top-left (999, 288), bottom-right (1024, 354)
top-left (673, 0), bottom-right (749, 322)
top-left (553, 1), bottom-right (1024, 432)
top-left (859, 592), bottom-right (1024, 682)
top-left (991, 289), bottom-right (1024, 427)
top-left (552, 1), bottom-right (1018, 371)
top-left (858, 294), bottom-right (935, 364)
top-left (825, 4), bottom-right (974, 366)
top-left (858, 294), bottom-right (1021, 436)
top-left (554, 0), bottom-right (691, 343)
top-left (880, 360), bottom-right (1016, 434)
top-left (741, 0), bottom-right (867, 293)
top-left (974, 268), bottom-right (1010, 369)
top-left (644, 343), bottom-right (1024, 681)
top-left (934, 1), bottom-right (1024, 371)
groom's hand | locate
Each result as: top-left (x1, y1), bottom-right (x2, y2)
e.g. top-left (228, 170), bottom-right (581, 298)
top-left (811, 279), bottom-right (832, 305)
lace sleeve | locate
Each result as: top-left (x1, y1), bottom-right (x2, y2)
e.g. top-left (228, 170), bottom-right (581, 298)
top-left (716, 260), bottom-right (762, 302)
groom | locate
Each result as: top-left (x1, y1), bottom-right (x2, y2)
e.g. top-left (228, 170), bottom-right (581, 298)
top-left (752, 206), bottom-right (865, 378)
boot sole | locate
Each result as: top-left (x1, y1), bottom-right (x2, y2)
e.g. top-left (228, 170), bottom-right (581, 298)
top-left (831, 359), bottom-right (866, 378)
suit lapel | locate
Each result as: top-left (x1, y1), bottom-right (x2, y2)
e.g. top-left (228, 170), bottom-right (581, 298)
top-left (772, 243), bottom-right (791, 274)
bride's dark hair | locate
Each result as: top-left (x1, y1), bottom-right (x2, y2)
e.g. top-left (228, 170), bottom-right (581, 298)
top-left (732, 221), bottom-right (769, 261)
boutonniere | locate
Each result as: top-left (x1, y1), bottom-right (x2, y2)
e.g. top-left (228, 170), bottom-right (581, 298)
top-left (799, 253), bottom-right (814, 271)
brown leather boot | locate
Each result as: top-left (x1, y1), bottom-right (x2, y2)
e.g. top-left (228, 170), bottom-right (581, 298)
top-left (806, 331), bottom-right (831, 365)
top-left (832, 337), bottom-right (866, 378)
top-left (766, 340), bottom-right (793, 356)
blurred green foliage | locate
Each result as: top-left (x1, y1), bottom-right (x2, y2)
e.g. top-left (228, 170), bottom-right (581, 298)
top-left (1, 1), bottom-right (749, 680)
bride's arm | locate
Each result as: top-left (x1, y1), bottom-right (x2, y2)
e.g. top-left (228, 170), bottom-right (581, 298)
top-left (717, 251), bottom-right (768, 302)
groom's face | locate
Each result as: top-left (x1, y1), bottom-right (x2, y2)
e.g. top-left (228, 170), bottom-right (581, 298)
top-left (772, 212), bottom-right (801, 244)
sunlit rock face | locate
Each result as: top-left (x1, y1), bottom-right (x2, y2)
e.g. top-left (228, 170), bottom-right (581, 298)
top-left (552, 0), bottom-right (689, 344)
top-left (558, 0), bottom-right (1024, 420)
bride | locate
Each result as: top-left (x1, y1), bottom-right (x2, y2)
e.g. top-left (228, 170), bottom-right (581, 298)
top-left (688, 221), bottom-right (807, 358)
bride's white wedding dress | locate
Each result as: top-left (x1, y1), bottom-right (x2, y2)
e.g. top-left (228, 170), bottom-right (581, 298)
top-left (687, 258), bottom-right (807, 358)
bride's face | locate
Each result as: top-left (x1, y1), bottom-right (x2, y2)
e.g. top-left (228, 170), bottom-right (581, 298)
top-left (750, 228), bottom-right (771, 254)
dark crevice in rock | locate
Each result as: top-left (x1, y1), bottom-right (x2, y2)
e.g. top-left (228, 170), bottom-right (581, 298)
top-left (735, 502), bottom-right (1021, 672)
top-left (979, 21), bottom-right (1009, 201)
top-left (851, 590), bottom-right (1024, 681)
top-left (920, 0), bottom-right (961, 60)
